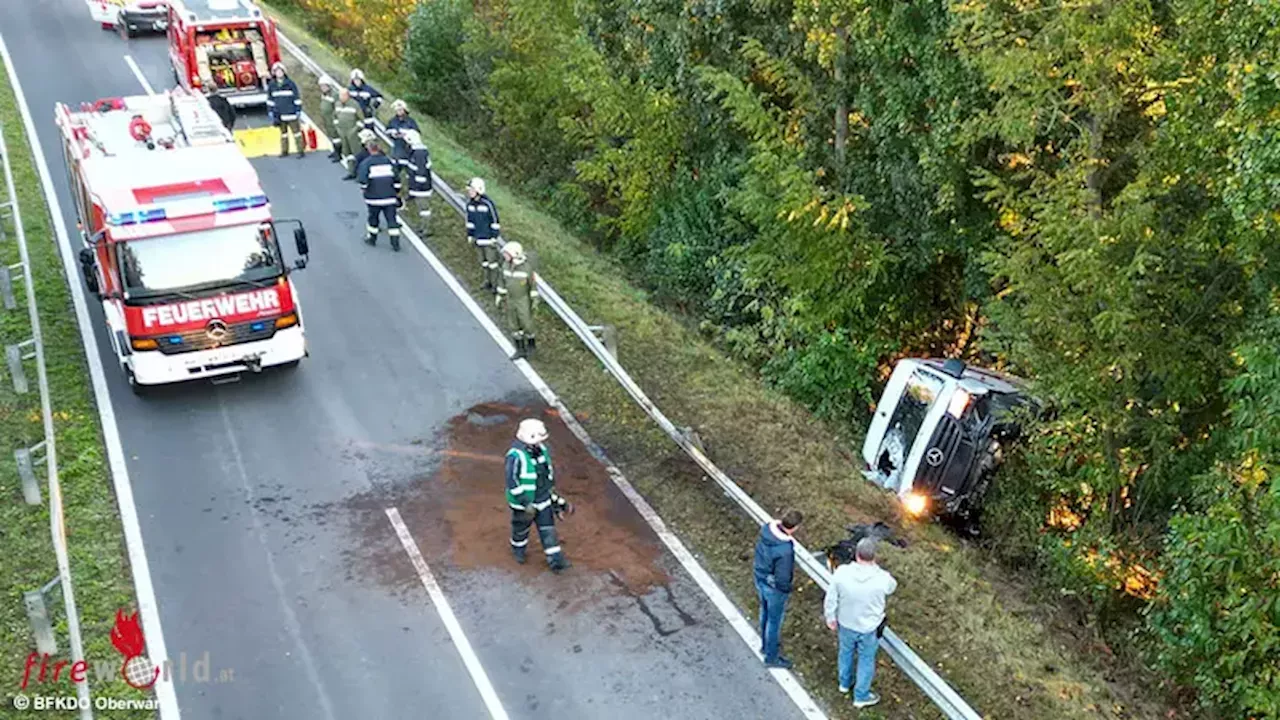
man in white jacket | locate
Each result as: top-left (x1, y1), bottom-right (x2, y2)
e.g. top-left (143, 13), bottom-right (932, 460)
top-left (824, 537), bottom-right (897, 708)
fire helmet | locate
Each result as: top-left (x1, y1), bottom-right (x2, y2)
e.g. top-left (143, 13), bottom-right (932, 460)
top-left (391, 99), bottom-right (408, 113)
top-left (516, 419), bottom-right (548, 445)
top-left (467, 177), bottom-right (486, 195)
top-left (350, 68), bottom-right (365, 81)
top-left (271, 61), bottom-right (286, 75)
top-left (501, 241), bottom-right (525, 262)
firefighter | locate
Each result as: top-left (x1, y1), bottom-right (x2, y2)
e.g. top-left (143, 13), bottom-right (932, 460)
top-left (465, 178), bottom-right (502, 291)
top-left (506, 418), bottom-right (572, 572)
top-left (402, 129), bottom-right (433, 236)
top-left (351, 129), bottom-right (377, 178)
top-left (348, 69), bottom-right (382, 129)
top-left (385, 99), bottom-right (419, 181)
top-left (356, 137), bottom-right (402, 251)
top-left (334, 88), bottom-right (364, 179)
top-left (318, 76), bottom-right (342, 162)
top-left (496, 241), bottom-right (539, 359)
top-left (202, 85), bottom-right (236, 132)
top-left (266, 62), bottom-right (304, 158)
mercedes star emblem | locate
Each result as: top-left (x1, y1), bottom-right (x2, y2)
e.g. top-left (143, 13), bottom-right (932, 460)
top-left (206, 318), bottom-right (229, 342)
top-left (925, 448), bottom-right (945, 467)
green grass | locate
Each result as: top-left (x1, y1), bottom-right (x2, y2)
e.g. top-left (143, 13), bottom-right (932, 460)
top-left (268, 9), bottom-right (1182, 719)
top-left (0, 63), bottom-right (150, 718)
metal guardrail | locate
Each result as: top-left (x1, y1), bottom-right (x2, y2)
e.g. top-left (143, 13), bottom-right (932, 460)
top-left (0, 120), bottom-right (93, 719)
top-left (277, 31), bottom-right (981, 720)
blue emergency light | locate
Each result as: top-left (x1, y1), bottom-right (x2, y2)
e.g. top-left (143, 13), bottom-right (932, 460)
top-left (105, 194), bottom-right (269, 226)
top-left (250, 321), bottom-right (266, 332)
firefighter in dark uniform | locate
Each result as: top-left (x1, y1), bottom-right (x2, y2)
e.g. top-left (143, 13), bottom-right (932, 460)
top-left (402, 129), bottom-right (433, 236)
top-left (495, 241), bottom-right (538, 359)
top-left (356, 137), bottom-right (402, 251)
top-left (350, 129), bottom-right (376, 179)
top-left (348, 68), bottom-right (383, 129)
top-left (465, 178), bottom-right (502, 291)
top-left (506, 419), bottom-right (572, 572)
top-left (266, 62), bottom-right (304, 158)
top-left (385, 99), bottom-right (419, 181)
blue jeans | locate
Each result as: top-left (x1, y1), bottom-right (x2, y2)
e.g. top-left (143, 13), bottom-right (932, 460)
top-left (838, 626), bottom-right (880, 701)
top-left (755, 581), bottom-right (789, 663)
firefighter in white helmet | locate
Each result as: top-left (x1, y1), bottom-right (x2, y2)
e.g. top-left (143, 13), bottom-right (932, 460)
top-left (465, 177), bottom-right (502, 291)
top-left (266, 61), bottom-right (304, 158)
top-left (505, 418), bottom-right (572, 571)
top-left (402, 129), bottom-right (434, 235)
top-left (496, 241), bottom-right (539, 359)
top-left (385, 99), bottom-right (419, 182)
top-left (348, 68), bottom-right (382, 129)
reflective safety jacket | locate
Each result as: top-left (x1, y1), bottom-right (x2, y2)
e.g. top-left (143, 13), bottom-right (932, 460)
top-left (406, 147), bottom-right (433, 198)
top-left (505, 441), bottom-right (557, 509)
top-left (266, 76), bottom-right (301, 122)
top-left (333, 97), bottom-right (363, 134)
top-left (357, 153), bottom-right (400, 206)
top-left (466, 193), bottom-right (501, 245)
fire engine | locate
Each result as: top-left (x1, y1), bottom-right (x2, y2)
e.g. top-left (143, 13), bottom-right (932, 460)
top-left (166, 0), bottom-right (282, 107)
top-left (55, 87), bottom-right (312, 393)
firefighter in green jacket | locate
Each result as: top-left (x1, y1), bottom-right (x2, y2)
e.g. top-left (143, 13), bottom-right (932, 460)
top-left (506, 418), bottom-right (572, 572)
top-left (318, 76), bottom-right (341, 163)
top-left (495, 241), bottom-right (539, 359)
top-left (334, 88), bottom-right (364, 179)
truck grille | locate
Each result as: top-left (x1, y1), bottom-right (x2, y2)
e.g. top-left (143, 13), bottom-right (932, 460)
top-left (916, 416), bottom-right (977, 498)
top-left (155, 318), bottom-right (277, 355)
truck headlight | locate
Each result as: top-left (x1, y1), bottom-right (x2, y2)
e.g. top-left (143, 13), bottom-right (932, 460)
top-left (902, 492), bottom-right (928, 516)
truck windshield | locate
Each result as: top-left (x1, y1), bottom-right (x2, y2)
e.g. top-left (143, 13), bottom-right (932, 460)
top-left (875, 369), bottom-right (945, 489)
top-left (118, 223), bottom-right (282, 297)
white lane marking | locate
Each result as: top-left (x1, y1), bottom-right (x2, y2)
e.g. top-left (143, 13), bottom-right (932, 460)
top-left (0, 32), bottom-right (181, 719)
top-left (385, 508), bottom-right (510, 720)
top-left (215, 399), bottom-right (339, 720)
top-left (123, 54), bottom-right (155, 95)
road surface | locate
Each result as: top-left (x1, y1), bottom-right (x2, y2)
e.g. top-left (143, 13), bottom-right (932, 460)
top-left (0, 2), bottom-right (809, 719)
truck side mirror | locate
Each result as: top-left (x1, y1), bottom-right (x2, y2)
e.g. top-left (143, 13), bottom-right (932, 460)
top-left (293, 227), bottom-right (309, 257)
top-left (78, 248), bottom-right (100, 295)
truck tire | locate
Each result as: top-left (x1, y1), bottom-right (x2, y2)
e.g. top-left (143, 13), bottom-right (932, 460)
top-left (125, 367), bottom-right (149, 396)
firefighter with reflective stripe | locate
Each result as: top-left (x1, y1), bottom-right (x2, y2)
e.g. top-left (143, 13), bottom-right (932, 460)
top-left (402, 129), bottom-right (433, 236)
top-left (465, 178), bottom-right (502, 291)
top-left (348, 69), bottom-right (382, 129)
top-left (266, 62), bottom-right (304, 158)
top-left (318, 76), bottom-right (342, 162)
top-left (496, 241), bottom-right (539, 359)
top-left (334, 88), bottom-right (364, 179)
top-left (506, 419), bottom-right (572, 571)
top-left (385, 100), bottom-right (419, 179)
top-left (350, 129), bottom-right (377, 181)
top-left (356, 138), bottom-right (402, 251)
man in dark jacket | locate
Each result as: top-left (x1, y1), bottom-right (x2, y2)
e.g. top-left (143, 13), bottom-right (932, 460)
top-left (266, 62), bottom-right (304, 158)
top-left (753, 509), bottom-right (803, 669)
top-left (348, 68), bottom-right (382, 129)
top-left (385, 99), bottom-right (419, 181)
top-left (356, 139), bottom-right (402, 250)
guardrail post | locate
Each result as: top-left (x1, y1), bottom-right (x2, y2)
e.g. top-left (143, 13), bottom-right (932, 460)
top-left (0, 200), bottom-right (11, 242)
top-left (23, 578), bottom-right (59, 656)
top-left (681, 426), bottom-right (707, 455)
top-left (15, 442), bottom-right (44, 505)
top-left (1, 262), bottom-right (20, 310)
top-left (586, 324), bottom-right (618, 360)
top-left (5, 337), bottom-right (34, 394)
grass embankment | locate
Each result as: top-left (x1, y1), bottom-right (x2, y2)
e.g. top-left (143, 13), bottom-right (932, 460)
top-left (267, 9), bottom-right (1178, 719)
top-left (0, 66), bottom-right (147, 718)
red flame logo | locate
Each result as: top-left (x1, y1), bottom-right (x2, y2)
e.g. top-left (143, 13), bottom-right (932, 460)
top-left (110, 609), bottom-right (159, 689)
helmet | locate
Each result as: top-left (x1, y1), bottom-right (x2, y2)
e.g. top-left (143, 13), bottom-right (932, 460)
top-left (467, 177), bottom-right (486, 195)
top-left (350, 68), bottom-right (364, 81)
top-left (358, 129), bottom-right (376, 144)
top-left (516, 419), bottom-right (548, 445)
top-left (501, 241), bottom-right (524, 261)
top-left (271, 61), bottom-right (286, 74)
top-left (391, 99), bottom-right (407, 113)
top-left (318, 76), bottom-right (333, 88)
top-left (402, 129), bottom-right (424, 148)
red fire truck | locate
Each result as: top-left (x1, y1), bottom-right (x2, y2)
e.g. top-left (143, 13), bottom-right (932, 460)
top-left (166, 0), bottom-right (282, 107)
top-left (55, 87), bottom-right (311, 393)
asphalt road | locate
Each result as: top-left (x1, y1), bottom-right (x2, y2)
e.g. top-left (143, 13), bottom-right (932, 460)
top-left (0, 2), bottom-right (808, 719)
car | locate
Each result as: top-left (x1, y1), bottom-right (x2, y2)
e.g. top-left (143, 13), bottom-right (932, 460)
top-left (118, 1), bottom-right (170, 38)
top-left (860, 358), bottom-right (1034, 533)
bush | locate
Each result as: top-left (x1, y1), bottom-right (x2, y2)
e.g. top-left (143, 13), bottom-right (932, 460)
top-left (404, 0), bottom-right (474, 122)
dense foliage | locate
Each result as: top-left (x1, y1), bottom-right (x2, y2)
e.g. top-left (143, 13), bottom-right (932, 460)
top-left (277, 0), bottom-right (1280, 714)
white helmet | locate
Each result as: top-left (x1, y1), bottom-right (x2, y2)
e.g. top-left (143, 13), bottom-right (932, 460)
top-left (467, 177), bottom-right (486, 195)
top-left (391, 99), bottom-right (408, 113)
top-left (501, 241), bottom-right (525, 261)
top-left (358, 129), bottom-right (377, 144)
top-left (350, 68), bottom-right (365, 81)
top-left (402, 129), bottom-right (425, 148)
top-left (271, 61), bottom-right (286, 74)
top-left (516, 418), bottom-right (548, 445)
top-left (318, 75), bottom-right (333, 88)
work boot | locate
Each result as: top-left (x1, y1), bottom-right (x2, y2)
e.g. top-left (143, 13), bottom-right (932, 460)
top-left (390, 235), bottom-right (401, 252)
top-left (526, 337), bottom-right (536, 356)
top-left (364, 234), bottom-right (376, 246)
top-left (513, 338), bottom-right (527, 360)
top-left (549, 553), bottom-right (571, 573)
top-left (512, 545), bottom-right (527, 565)
top-left (297, 147), bottom-right (306, 159)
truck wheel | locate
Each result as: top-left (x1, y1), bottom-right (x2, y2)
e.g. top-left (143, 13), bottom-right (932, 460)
top-left (125, 367), bottom-right (148, 396)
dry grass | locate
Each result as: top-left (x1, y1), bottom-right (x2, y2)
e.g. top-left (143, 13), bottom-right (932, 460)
top-left (268, 9), bottom-right (1180, 719)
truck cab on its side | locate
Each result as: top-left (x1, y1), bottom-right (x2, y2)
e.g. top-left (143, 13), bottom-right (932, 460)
top-left (861, 358), bottom-right (1032, 532)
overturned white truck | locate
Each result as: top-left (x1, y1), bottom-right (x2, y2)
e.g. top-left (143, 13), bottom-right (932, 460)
top-left (861, 358), bottom-right (1032, 532)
